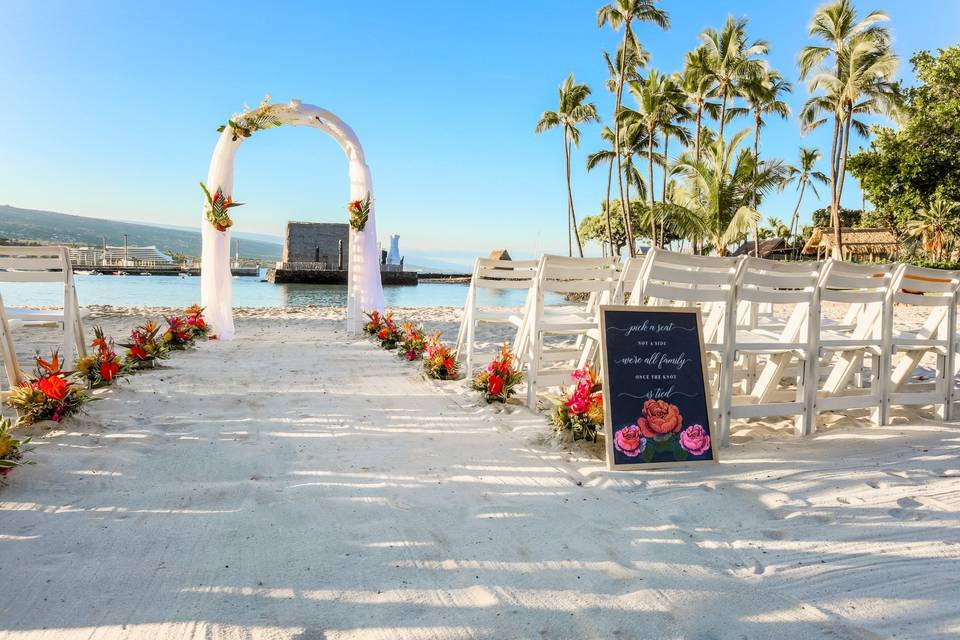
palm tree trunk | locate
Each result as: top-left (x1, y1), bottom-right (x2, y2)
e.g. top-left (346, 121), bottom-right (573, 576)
top-left (564, 129), bottom-right (584, 258)
top-left (694, 103), bottom-right (703, 164)
top-left (828, 115), bottom-right (842, 259)
top-left (604, 156), bottom-right (616, 256)
top-left (789, 180), bottom-right (807, 260)
top-left (647, 129), bottom-right (656, 247)
top-left (752, 112), bottom-right (761, 258)
top-left (660, 134), bottom-right (670, 249)
top-left (834, 106), bottom-right (853, 259)
top-left (614, 23), bottom-right (635, 257)
top-left (718, 87), bottom-right (728, 148)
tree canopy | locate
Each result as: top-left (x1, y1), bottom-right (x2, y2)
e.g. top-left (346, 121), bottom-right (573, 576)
top-left (849, 45), bottom-right (960, 235)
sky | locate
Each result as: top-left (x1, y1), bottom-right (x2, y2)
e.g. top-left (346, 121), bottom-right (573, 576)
top-left (1, 0), bottom-right (957, 264)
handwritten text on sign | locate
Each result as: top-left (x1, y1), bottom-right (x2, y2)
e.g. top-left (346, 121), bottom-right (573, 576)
top-left (600, 307), bottom-right (717, 470)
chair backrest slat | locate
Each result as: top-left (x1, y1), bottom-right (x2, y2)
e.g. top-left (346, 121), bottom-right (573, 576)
top-left (0, 245), bottom-right (71, 284)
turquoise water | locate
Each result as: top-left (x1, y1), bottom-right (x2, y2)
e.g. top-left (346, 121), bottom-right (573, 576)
top-left (1, 273), bottom-right (554, 308)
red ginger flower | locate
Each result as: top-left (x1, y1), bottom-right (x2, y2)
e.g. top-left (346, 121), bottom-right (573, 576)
top-left (37, 375), bottom-right (68, 401)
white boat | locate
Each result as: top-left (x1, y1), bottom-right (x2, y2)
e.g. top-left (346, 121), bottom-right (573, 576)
top-left (139, 272), bottom-right (151, 276)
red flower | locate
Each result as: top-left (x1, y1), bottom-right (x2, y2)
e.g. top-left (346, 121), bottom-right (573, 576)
top-left (100, 361), bottom-right (119, 382)
top-left (130, 345), bottom-right (147, 360)
top-left (37, 375), bottom-right (68, 401)
top-left (488, 375), bottom-right (504, 397)
top-left (443, 357), bottom-right (455, 371)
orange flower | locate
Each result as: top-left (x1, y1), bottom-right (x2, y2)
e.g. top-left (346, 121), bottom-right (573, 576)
top-left (36, 352), bottom-right (62, 374)
top-left (637, 400), bottom-right (683, 438)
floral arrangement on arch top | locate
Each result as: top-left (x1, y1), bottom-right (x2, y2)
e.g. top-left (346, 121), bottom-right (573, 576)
top-left (217, 96), bottom-right (284, 141)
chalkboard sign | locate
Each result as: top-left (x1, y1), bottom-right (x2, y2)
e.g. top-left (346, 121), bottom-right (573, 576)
top-left (599, 306), bottom-right (718, 470)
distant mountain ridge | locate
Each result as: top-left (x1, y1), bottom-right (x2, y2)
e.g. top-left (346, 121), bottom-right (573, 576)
top-left (0, 205), bottom-right (282, 261)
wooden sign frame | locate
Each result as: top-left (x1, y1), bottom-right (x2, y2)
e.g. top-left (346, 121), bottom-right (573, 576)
top-left (599, 305), bottom-right (719, 471)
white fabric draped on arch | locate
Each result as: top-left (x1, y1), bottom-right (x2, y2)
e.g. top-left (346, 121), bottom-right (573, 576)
top-left (200, 99), bottom-right (385, 339)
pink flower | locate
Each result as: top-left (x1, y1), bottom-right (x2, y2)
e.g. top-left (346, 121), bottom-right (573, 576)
top-left (679, 424), bottom-right (711, 456)
top-left (614, 425), bottom-right (645, 457)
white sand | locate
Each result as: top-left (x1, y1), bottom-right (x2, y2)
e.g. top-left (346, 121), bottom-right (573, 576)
top-left (0, 309), bottom-right (959, 639)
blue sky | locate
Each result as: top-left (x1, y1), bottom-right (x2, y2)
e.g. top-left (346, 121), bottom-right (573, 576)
top-left (1, 1), bottom-right (957, 263)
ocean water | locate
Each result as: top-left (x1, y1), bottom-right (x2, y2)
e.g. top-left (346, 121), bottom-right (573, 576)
top-left (1, 273), bottom-right (558, 309)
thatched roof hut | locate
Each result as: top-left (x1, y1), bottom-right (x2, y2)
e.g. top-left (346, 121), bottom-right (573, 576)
top-left (488, 249), bottom-right (512, 261)
top-left (801, 227), bottom-right (898, 260)
top-left (732, 237), bottom-right (787, 258)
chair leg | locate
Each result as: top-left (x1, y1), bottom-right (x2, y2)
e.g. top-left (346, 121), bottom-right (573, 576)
top-left (465, 319), bottom-right (476, 377)
top-left (878, 349), bottom-right (891, 426)
top-left (936, 353), bottom-right (947, 421)
top-left (868, 352), bottom-right (881, 427)
top-left (526, 331), bottom-right (542, 409)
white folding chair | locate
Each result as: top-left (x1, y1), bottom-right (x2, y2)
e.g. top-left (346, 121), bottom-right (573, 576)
top-left (0, 293), bottom-right (22, 402)
top-left (630, 249), bottom-right (742, 440)
top-left (724, 258), bottom-right (823, 444)
top-left (611, 255), bottom-right (647, 305)
top-left (518, 255), bottom-right (619, 407)
top-left (0, 246), bottom-right (88, 368)
top-left (813, 260), bottom-right (896, 429)
top-left (885, 264), bottom-right (960, 423)
top-left (454, 257), bottom-right (539, 375)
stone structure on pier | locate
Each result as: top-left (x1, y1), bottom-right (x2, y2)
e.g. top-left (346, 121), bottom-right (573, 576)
top-left (281, 222), bottom-right (349, 270)
top-left (267, 221), bottom-right (416, 285)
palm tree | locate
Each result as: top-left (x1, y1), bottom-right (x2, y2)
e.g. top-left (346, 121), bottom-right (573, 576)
top-left (621, 70), bottom-right (674, 246)
top-left (674, 129), bottom-right (789, 255)
top-left (699, 16), bottom-right (769, 148)
top-left (586, 126), bottom-right (619, 255)
top-left (798, 0), bottom-right (897, 257)
top-left (536, 74), bottom-right (600, 257)
top-left (783, 147), bottom-right (829, 257)
top-left (598, 0), bottom-right (671, 257)
top-left (681, 46), bottom-right (719, 164)
top-left (660, 73), bottom-right (693, 214)
top-left (742, 69), bottom-right (792, 255)
top-left (906, 198), bottom-right (959, 262)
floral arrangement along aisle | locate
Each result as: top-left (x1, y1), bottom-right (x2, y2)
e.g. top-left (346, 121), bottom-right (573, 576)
top-left (163, 315), bottom-right (195, 350)
top-left (472, 344), bottom-right (524, 403)
top-left (398, 323), bottom-right (427, 361)
top-left (375, 313), bottom-right (400, 350)
top-left (423, 335), bottom-right (459, 380)
top-left (0, 417), bottom-right (33, 481)
top-left (184, 305), bottom-right (211, 339)
top-left (612, 400), bottom-right (711, 462)
top-left (7, 351), bottom-right (91, 426)
top-left (363, 310), bottom-right (385, 336)
top-left (75, 326), bottom-right (127, 389)
top-left (550, 365), bottom-right (604, 441)
top-left (122, 321), bottom-right (169, 369)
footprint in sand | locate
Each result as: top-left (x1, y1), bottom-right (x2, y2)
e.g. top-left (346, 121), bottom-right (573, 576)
top-left (888, 496), bottom-right (926, 521)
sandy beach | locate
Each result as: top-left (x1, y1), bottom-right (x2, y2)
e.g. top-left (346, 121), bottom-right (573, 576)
top-left (0, 308), bottom-right (959, 639)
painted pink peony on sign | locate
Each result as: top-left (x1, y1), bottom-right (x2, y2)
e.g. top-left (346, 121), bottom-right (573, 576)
top-left (679, 424), bottom-right (711, 456)
top-left (613, 424), bottom-right (646, 457)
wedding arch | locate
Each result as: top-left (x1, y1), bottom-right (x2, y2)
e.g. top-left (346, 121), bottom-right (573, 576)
top-left (200, 97), bottom-right (385, 340)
